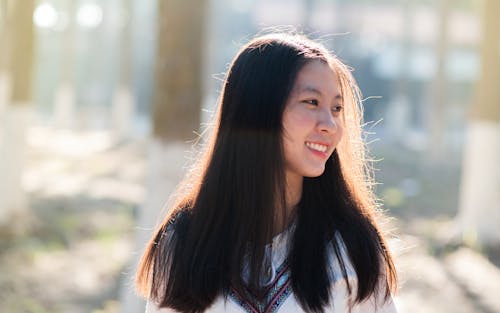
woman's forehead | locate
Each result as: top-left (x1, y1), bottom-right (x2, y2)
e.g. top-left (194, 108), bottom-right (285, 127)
top-left (291, 61), bottom-right (340, 96)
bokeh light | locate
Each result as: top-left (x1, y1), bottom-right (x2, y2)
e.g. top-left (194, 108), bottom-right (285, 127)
top-left (33, 3), bottom-right (58, 29)
top-left (76, 3), bottom-right (103, 29)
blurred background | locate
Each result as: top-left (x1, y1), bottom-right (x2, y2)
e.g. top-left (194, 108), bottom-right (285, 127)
top-left (0, 0), bottom-right (499, 312)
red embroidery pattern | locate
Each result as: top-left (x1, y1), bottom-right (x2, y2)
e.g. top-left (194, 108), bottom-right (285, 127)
top-left (229, 261), bottom-right (292, 313)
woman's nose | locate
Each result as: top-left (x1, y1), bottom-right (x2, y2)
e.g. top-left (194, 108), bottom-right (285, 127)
top-left (317, 110), bottom-right (338, 133)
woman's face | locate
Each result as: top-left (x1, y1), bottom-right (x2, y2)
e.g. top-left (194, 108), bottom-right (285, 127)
top-left (282, 60), bottom-right (344, 181)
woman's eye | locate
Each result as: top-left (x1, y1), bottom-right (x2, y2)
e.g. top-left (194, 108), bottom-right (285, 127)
top-left (304, 99), bottom-right (319, 106)
top-left (332, 105), bottom-right (343, 112)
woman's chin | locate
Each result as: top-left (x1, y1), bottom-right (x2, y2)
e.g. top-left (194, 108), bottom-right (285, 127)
top-left (304, 167), bottom-right (326, 178)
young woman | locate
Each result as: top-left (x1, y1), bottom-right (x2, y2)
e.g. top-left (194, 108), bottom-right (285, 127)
top-left (136, 33), bottom-right (398, 313)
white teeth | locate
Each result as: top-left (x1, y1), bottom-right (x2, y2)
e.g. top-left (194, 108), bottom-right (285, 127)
top-left (305, 142), bottom-right (328, 152)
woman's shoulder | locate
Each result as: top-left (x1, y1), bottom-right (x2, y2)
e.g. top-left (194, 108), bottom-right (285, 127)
top-left (326, 233), bottom-right (399, 313)
top-left (168, 208), bottom-right (190, 226)
top-left (326, 232), bottom-right (357, 280)
top-left (163, 208), bottom-right (191, 232)
top-left (154, 208), bottom-right (192, 249)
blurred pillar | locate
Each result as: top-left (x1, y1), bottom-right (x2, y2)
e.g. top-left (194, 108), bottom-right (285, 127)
top-left (427, 0), bottom-right (450, 163)
top-left (457, 0), bottom-right (500, 247)
top-left (0, 0), bottom-right (35, 228)
top-left (119, 0), bottom-right (207, 312)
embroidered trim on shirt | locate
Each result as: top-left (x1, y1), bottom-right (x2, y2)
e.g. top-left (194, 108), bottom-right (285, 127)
top-left (229, 261), bottom-right (292, 313)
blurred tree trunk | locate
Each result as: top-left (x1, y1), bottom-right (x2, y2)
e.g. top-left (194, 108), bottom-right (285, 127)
top-left (53, 0), bottom-right (76, 128)
top-left (152, 0), bottom-right (204, 140)
top-left (9, 0), bottom-right (34, 106)
top-left (457, 0), bottom-right (500, 247)
top-left (0, 0), bottom-right (35, 228)
top-left (427, 0), bottom-right (450, 163)
top-left (386, 0), bottom-right (412, 143)
top-left (303, 0), bottom-right (315, 31)
top-left (111, 0), bottom-right (135, 139)
top-left (119, 0), bottom-right (206, 312)
top-left (0, 0), bottom-right (10, 112)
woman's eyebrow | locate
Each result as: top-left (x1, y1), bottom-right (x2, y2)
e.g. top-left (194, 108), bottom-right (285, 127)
top-left (298, 85), bottom-right (343, 101)
top-left (298, 85), bottom-right (322, 95)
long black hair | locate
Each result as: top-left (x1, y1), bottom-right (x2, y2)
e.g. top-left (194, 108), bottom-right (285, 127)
top-left (136, 33), bottom-right (397, 313)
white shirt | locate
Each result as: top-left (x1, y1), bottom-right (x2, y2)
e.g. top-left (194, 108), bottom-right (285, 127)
top-left (145, 229), bottom-right (397, 313)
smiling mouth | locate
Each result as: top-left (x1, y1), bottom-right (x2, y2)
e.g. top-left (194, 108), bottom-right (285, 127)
top-left (305, 141), bottom-right (328, 153)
